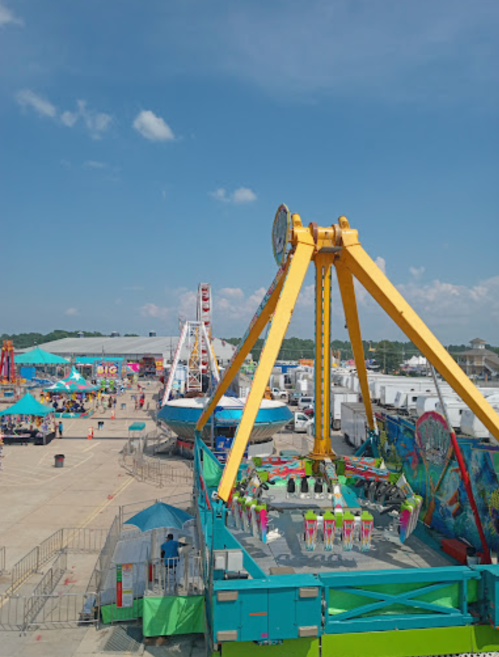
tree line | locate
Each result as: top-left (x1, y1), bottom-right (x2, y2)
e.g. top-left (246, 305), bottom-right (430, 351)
top-left (0, 330), bottom-right (139, 349)
top-left (223, 337), bottom-right (499, 373)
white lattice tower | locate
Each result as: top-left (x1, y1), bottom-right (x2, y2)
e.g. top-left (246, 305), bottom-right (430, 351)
top-left (187, 321), bottom-right (203, 392)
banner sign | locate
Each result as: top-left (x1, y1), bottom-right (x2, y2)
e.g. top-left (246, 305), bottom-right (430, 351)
top-left (299, 359), bottom-right (314, 367)
top-left (116, 563), bottom-right (133, 608)
top-left (155, 359), bottom-right (164, 373)
top-left (215, 436), bottom-right (248, 456)
top-left (94, 361), bottom-right (122, 379)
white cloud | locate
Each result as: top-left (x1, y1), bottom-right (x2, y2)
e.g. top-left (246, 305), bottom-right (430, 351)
top-left (215, 287), bottom-right (267, 322)
top-left (133, 110), bottom-right (175, 141)
top-left (232, 187), bottom-right (257, 204)
top-left (210, 186), bottom-right (257, 204)
top-left (136, 268), bottom-right (499, 343)
top-left (16, 89), bottom-right (56, 118)
top-left (16, 91), bottom-right (112, 139)
top-left (83, 160), bottom-right (107, 169)
top-left (218, 287), bottom-right (245, 299)
top-left (60, 111), bottom-right (78, 127)
top-left (140, 303), bottom-right (170, 320)
top-left (374, 256), bottom-right (386, 275)
top-left (64, 307), bottom-right (79, 316)
top-left (210, 188), bottom-right (228, 202)
top-left (0, 1), bottom-right (23, 28)
top-left (62, 100), bottom-right (112, 139)
top-left (409, 266), bottom-right (425, 278)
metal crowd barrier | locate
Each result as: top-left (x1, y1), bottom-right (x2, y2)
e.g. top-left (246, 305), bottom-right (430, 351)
top-left (6, 527), bottom-right (107, 597)
top-left (147, 555), bottom-right (204, 597)
top-left (24, 592), bottom-right (98, 631)
top-left (24, 551), bottom-right (68, 628)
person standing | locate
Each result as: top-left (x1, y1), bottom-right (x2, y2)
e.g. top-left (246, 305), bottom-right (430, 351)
top-left (160, 533), bottom-right (180, 592)
top-left (58, 421), bottom-right (63, 439)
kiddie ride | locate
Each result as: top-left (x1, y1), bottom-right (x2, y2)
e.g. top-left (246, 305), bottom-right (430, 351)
top-left (193, 206), bottom-right (499, 657)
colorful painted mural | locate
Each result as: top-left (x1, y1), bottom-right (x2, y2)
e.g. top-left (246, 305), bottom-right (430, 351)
top-left (376, 411), bottom-right (499, 552)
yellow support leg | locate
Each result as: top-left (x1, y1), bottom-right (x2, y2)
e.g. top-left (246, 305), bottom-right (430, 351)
top-left (196, 262), bottom-right (289, 433)
top-left (339, 231), bottom-right (499, 444)
top-left (314, 255), bottom-right (324, 445)
top-left (323, 257), bottom-right (332, 446)
top-left (217, 240), bottom-right (314, 501)
top-left (310, 253), bottom-right (335, 459)
top-left (335, 260), bottom-right (375, 432)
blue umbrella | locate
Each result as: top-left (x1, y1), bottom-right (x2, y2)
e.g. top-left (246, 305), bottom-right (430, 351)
top-left (124, 502), bottom-right (193, 532)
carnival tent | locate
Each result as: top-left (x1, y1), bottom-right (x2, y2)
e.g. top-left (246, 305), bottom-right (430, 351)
top-left (0, 392), bottom-right (53, 417)
top-left (15, 347), bottom-right (69, 365)
top-left (45, 368), bottom-right (98, 393)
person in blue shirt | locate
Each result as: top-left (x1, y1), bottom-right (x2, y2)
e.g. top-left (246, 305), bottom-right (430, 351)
top-left (160, 534), bottom-right (180, 566)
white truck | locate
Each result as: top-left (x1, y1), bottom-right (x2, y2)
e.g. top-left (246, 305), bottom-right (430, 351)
top-left (288, 411), bottom-right (313, 433)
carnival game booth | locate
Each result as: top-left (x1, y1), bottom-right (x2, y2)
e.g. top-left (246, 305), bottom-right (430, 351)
top-left (44, 368), bottom-right (98, 418)
top-left (0, 392), bottom-right (55, 445)
top-left (15, 347), bottom-right (69, 385)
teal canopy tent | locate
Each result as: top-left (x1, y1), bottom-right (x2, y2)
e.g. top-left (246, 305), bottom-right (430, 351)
top-left (124, 502), bottom-right (193, 532)
top-left (0, 392), bottom-right (53, 417)
top-left (45, 368), bottom-right (98, 393)
top-left (15, 347), bottom-right (69, 366)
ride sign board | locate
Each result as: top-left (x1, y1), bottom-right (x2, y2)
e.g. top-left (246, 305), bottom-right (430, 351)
top-left (272, 203), bottom-right (292, 266)
top-left (116, 563), bottom-right (134, 608)
top-left (94, 360), bottom-right (123, 379)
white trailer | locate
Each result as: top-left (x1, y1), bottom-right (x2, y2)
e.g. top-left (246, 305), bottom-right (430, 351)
top-left (331, 387), bottom-right (359, 430)
top-left (415, 393), bottom-right (458, 417)
top-left (460, 403), bottom-right (499, 438)
top-left (435, 399), bottom-right (468, 430)
top-left (341, 402), bottom-right (368, 448)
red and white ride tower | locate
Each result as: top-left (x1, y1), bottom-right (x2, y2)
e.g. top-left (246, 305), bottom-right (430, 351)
top-left (0, 340), bottom-right (16, 383)
top-left (197, 283), bottom-right (213, 374)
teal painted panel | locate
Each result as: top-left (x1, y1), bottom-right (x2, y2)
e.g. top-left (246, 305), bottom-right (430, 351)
top-left (269, 589), bottom-right (297, 640)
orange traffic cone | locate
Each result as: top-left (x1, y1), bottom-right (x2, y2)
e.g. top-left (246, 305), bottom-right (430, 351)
top-left (111, 409), bottom-right (115, 420)
top-left (87, 427), bottom-right (94, 440)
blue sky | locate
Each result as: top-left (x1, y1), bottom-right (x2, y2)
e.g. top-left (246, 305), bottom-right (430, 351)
top-left (1, 0), bottom-right (498, 344)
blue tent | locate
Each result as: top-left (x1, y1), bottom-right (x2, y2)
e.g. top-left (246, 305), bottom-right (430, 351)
top-left (124, 502), bottom-right (193, 532)
top-left (15, 347), bottom-right (69, 365)
top-left (0, 392), bottom-right (53, 417)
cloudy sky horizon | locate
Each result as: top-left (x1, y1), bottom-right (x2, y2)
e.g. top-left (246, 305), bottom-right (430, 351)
top-left (1, 0), bottom-right (498, 345)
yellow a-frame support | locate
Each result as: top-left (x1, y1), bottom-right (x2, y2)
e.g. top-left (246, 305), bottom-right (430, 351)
top-left (196, 209), bottom-right (499, 502)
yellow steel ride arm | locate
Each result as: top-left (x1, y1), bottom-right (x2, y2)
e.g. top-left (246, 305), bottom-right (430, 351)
top-left (338, 216), bottom-right (499, 443)
top-left (195, 260), bottom-right (289, 434)
top-left (217, 234), bottom-right (315, 501)
top-left (335, 259), bottom-right (375, 431)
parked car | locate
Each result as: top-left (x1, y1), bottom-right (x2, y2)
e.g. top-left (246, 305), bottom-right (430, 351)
top-left (298, 396), bottom-right (314, 410)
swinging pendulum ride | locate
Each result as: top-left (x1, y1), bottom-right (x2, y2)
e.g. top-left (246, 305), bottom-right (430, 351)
top-left (192, 205), bottom-right (499, 654)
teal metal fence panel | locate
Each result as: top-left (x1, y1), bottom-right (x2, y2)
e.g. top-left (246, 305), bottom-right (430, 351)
top-left (321, 566), bottom-right (480, 634)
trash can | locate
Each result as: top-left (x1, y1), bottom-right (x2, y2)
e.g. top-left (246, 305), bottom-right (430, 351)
top-left (54, 454), bottom-right (65, 468)
top-left (121, 403), bottom-right (126, 410)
